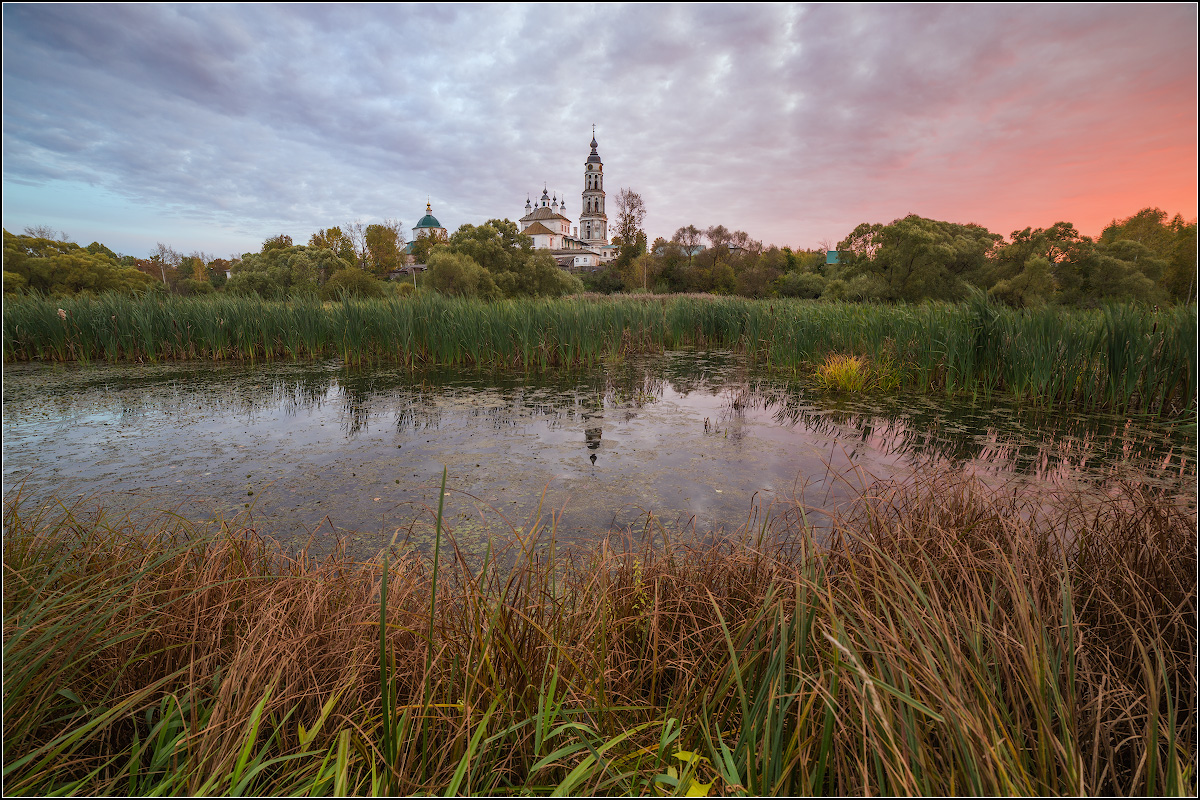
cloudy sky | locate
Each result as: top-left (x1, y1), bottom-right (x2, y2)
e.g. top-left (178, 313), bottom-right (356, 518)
top-left (3, 3), bottom-right (1196, 259)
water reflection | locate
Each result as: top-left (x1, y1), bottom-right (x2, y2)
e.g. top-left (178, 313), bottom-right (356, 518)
top-left (3, 352), bottom-right (1194, 558)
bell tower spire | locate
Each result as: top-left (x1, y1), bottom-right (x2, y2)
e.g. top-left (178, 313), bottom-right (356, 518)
top-left (580, 127), bottom-right (607, 246)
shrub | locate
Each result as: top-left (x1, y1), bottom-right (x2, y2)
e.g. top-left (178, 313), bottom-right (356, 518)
top-left (776, 271), bottom-right (826, 299)
top-left (425, 251), bottom-right (499, 299)
top-left (320, 268), bottom-right (386, 301)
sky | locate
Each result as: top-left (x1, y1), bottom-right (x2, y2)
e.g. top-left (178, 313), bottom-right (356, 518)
top-left (3, 3), bottom-right (1196, 260)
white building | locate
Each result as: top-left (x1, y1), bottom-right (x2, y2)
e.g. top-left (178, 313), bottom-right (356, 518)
top-left (518, 133), bottom-right (618, 272)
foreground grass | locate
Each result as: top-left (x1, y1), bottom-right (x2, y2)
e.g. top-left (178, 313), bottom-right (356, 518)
top-left (3, 293), bottom-right (1195, 415)
top-left (3, 468), bottom-right (1194, 796)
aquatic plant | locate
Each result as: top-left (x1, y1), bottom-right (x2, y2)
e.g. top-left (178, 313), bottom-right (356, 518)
top-left (3, 293), bottom-right (1194, 415)
top-left (3, 467), bottom-right (1193, 796)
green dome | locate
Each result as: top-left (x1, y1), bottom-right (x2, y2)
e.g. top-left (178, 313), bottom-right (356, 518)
top-left (414, 201), bottom-right (442, 230)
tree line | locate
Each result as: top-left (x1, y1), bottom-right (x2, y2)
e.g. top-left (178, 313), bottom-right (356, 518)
top-left (583, 201), bottom-right (1196, 307)
top-left (4, 204), bottom-right (1195, 306)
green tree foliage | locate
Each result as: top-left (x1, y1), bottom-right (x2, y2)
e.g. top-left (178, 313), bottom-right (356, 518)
top-left (987, 220), bottom-right (1170, 307)
top-left (226, 245), bottom-right (349, 299)
top-left (3, 270), bottom-right (28, 294)
top-left (671, 226), bottom-right (704, 270)
top-left (409, 231), bottom-right (446, 265)
top-left (320, 267), bottom-right (387, 301)
top-left (176, 278), bottom-right (215, 296)
top-left (1099, 208), bottom-right (1197, 303)
top-left (3, 230), bottom-right (156, 295)
top-left (445, 219), bottom-right (583, 298)
top-left (612, 188), bottom-right (648, 274)
top-left (989, 256), bottom-right (1056, 308)
top-left (776, 271), bottom-right (826, 298)
top-left (262, 234), bottom-right (294, 252)
top-left (309, 227), bottom-right (357, 267)
top-left (836, 215), bottom-right (1002, 302)
top-left (424, 249), bottom-right (499, 299)
top-left (208, 259), bottom-right (231, 289)
top-left (86, 241), bottom-right (119, 260)
top-left (1077, 240), bottom-right (1168, 305)
top-left (364, 221), bottom-right (405, 276)
top-left (581, 266), bottom-right (625, 294)
top-left (985, 223), bottom-right (1087, 306)
top-left (703, 225), bottom-right (732, 272)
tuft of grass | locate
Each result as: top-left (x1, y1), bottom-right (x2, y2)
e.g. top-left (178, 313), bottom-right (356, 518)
top-left (3, 467), bottom-right (1195, 796)
top-left (816, 353), bottom-right (870, 392)
top-left (815, 353), bottom-right (902, 393)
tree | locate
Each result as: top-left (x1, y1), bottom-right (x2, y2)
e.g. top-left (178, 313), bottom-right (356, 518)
top-left (836, 215), bottom-right (1001, 302)
top-left (86, 241), bottom-right (119, 260)
top-left (729, 230), bottom-right (761, 257)
top-left (226, 245), bottom-right (350, 299)
top-left (309, 227), bottom-right (357, 279)
top-left (424, 250), bottom-right (499, 299)
top-left (582, 265), bottom-right (626, 294)
top-left (704, 225), bottom-right (732, 272)
top-left (3, 229), bottom-right (156, 295)
top-left (612, 188), bottom-right (648, 274)
top-left (364, 219), bottom-right (406, 276)
top-left (1085, 240), bottom-right (1168, 304)
top-left (836, 222), bottom-right (884, 263)
top-left (671, 226), bottom-right (704, 269)
top-left (776, 271), bottom-right (826, 298)
top-left (409, 232), bottom-right (445, 265)
top-left (986, 223), bottom-right (1090, 304)
top-left (149, 242), bottom-right (182, 286)
top-left (445, 219), bottom-right (582, 298)
top-left (262, 234), bottom-right (293, 252)
top-left (344, 221), bottom-right (369, 268)
top-left (1099, 208), bottom-right (1197, 303)
top-left (208, 258), bottom-right (231, 289)
top-left (23, 224), bottom-right (69, 241)
top-left (321, 267), bottom-right (387, 300)
top-left (989, 256), bottom-right (1056, 308)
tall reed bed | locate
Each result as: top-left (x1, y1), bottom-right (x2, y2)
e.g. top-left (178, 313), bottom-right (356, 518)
top-left (3, 468), bottom-right (1194, 796)
top-left (3, 293), bottom-right (1194, 415)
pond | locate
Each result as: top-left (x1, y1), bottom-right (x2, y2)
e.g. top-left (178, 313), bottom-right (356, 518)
top-left (3, 352), bottom-right (1195, 559)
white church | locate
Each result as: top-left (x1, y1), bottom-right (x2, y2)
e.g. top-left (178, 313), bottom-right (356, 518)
top-left (518, 133), bottom-right (618, 272)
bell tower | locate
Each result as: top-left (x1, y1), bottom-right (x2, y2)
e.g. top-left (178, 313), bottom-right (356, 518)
top-left (579, 126), bottom-right (607, 246)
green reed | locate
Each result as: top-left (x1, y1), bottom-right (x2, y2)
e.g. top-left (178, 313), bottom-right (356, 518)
top-left (4, 293), bottom-right (1194, 415)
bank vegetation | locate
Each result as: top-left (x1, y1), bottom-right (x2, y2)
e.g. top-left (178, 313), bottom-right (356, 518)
top-left (3, 466), bottom-right (1193, 796)
top-left (4, 293), bottom-right (1194, 417)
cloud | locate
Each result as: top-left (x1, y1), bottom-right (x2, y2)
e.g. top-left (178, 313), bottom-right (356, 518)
top-left (3, 3), bottom-right (1195, 256)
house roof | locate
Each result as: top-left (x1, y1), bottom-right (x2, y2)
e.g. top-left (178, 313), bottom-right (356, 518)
top-left (521, 221), bottom-right (556, 236)
top-left (521, 206), bottom-right (570, 223)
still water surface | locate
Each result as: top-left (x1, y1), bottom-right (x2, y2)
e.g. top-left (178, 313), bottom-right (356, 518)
top-left (4, 352), bottom-right (1194, 557)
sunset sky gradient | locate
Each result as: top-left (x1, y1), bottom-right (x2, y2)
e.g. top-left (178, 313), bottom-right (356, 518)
top-left (3, 3), bottom-right (1196, 259)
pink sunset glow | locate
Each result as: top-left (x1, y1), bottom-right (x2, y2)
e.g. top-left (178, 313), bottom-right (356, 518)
top-left (3, 3), bottom-right (1195, 256)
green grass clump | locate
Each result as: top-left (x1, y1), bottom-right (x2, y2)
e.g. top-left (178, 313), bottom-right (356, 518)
top-left (4, 467), bottom-right (1193, 796)
top-left (814, 353), bottom-right (901, 392)
top-left (4, 293), bottom-right (1195, 414)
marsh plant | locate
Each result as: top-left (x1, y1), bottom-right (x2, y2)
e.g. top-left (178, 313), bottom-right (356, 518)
top-left (4, 293), bottom-right (1193, 416)
top-left (814, 353), bottom-right (903, 393)
top-left (3, 466), bottom-right (1193, 796)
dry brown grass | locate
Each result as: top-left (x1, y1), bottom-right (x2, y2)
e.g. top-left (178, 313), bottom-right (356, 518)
top-left (4, 467), bottom-right (1194, 795)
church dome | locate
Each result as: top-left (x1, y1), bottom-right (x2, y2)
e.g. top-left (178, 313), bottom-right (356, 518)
top-left (414, 201), bottom-right (442, 230)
